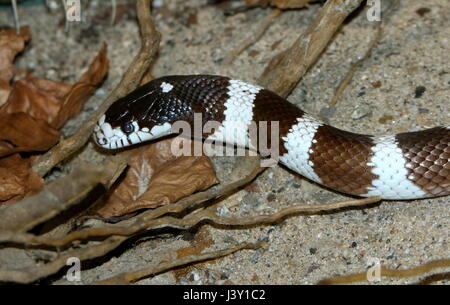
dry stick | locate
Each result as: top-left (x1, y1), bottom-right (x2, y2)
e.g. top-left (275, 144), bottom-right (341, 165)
top-left (110, 0), bottom-right (117, 26)
top-left (146, 196), bottom-right (382, 231)
top-left (328, 24), bottom-right (383, 106)
top-left (328, 0), bottom-right (400, 107)
top-left (32, 0), bottom-right (161, 177)
top-left (0, 0), bottom-right (160, 284)
top-left (0, 196), bottom-right (381, 247)
top-left (0, 0), bottom-right (377, 283)
top-left (60, 0), bottom-right (68, 32)
top-left (121, 155), bottom-right (264, 222)
top-left (0, 157), bottom-right (127, 232)
top-left (0, 157), bottom-right (265, 247)
top-left (0, 236), bottom-right (127, 284)
top-left (269, 0), bottom-right (318, 9)
top-left (1, 0), bottom-right (368, 247)
top-left (11, 0), bottom-right (20, 34)
top-left (317, 258), bottom-right (450, 285)
top-left (258, 0), bottom-right (365, 98)
top-left (25, 0), bottom-right (358, 242)
top-left (91, 242), bottom-right (264, 285)
top-left (223, 8), bottom-right (282, 65)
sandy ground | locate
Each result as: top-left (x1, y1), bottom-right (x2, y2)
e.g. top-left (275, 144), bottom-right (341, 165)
top-left (0, 0), bottom-right (448, 284)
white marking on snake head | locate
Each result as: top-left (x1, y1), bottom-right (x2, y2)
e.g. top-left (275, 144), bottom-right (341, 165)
top-left (100, 122), bottom-right (113, 138)
top-left (161, 82), bottom-right (173, 93)
top-left (149, 122), bottom-right (172, 138)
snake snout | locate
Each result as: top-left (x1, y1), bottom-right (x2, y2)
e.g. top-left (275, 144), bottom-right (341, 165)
top-left (93, 114), bottom-right (174, 149)
top-left (93, 114), bottom-right (124, 149)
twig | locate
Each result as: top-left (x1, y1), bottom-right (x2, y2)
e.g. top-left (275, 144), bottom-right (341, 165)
top-left (91, 242), bottom-right (264, 284)
top-left (258, 0), bottom-right (365, 97)
top-left (0, 156), bottom-right (264, 247)
top-left (0, 156), bottom-right (128, 232)
top-left (0, 236), bottom-right (127, 284)
top-left (60, 0), bottom-right (69, 32)
top-left (328, 26), bottom-right (383, 106)
top-left (32, 0), bottom-right (161, 177)
top-left (0, 1), bottom-right (161, 285)
top-left (11, 0), bottom-right (20, 34)
top-left (110, 0), bottom-right (117, 26)
top-left (0, 196), bottom-right (381, 247)
top-left (318, 258), bottom-right (450, 285)
top-left (223, 8), bottom-right (282, 65)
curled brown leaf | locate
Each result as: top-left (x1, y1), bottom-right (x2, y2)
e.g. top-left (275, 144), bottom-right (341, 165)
top-left (54, 43), bottom-right (109, 129)
top-left (0, 112), bottom-right (60, 158)
top-left (98, 138), bottom-right (219, 217)
top-left (0, 75), bottom-right (71, 126)
top-left (0, 26), bottom-right (30, 83)
top-left (0, 44), bottom-right (109, 129)
top-left (0, 154), bottom-right (43, 204)
top-left (0, 26), bottom-right (30, 106)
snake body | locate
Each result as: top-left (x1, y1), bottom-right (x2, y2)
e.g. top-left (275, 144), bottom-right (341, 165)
top-left (94, 75), bottom-right (450, 200)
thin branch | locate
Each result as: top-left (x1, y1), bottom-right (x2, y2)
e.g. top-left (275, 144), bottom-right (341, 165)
top-left (328, 25), bottom-right (383, 106)
top-left (258, 0), bottom-right (365, 97)
top-left (0, 156), bottom-right (128, 232)
top-left (32, 0), bottom-right (161, 177)
top-left (223, 8), bottom-right (282, 65)
top-left (11, 0), bottom-right (20, 34)
top-left (0, 156), bottom-right (264, 246)
top-left (318, 258), bottom-right (450, 285)
top-left (0, 196), bottom-right (381, 247)
top-left (110, 0), bottom-right (117, 26)
top-left (0, 236), bottom-right (127, 284)
top-left (91, 242), bottom-right (264, 284)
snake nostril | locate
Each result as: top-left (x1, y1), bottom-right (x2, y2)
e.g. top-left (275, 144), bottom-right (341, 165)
top-left (98, 138), bottom-right (108, 145)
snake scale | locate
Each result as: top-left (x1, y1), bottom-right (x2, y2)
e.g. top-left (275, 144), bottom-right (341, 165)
top-left (93, 75), bottom-right (450, 200)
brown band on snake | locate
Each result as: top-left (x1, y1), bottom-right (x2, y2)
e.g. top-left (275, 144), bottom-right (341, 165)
top-left (307, 125), bottom-right (377, 195)
top-left (252, 89), bottom-right (305, 156)
top-left (94, 75), bottom-right (450, 200)
top-left (395, 127), bottom-right (450, 196)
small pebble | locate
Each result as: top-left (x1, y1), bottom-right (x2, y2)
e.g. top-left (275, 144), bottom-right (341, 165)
top-left (414, 86), bottom-right (426, 98)
top-left (416, 7), bottom-right (431, 16)
top-left (351, 104), bottom-right (372, 119)
top-left (319, 106), bottom-right (336, 119)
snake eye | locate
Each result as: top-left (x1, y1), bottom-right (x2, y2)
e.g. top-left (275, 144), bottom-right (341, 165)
top-left (121, 122), bottom-right (135, 134)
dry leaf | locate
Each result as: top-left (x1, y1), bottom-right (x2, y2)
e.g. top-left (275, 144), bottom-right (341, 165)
top-left (54, 43), bottom-right (109, 128)
top-left (0, 26), bottom-right (31, 106)
top-left (0, 153), bottom-right (44, 204)
top-left (0, 31), bottom-right (109, 207)
top-left (0, 79), bottom-right (12, 108)
top-left (0, 26), bottom-right (30, 83)
top-left (98, 138), bottom-right (218, 217)
top-left (0, 112), bottom-right (60, 157)
top-left (0, 44), bottom-right (109, 129)
top-left (0, 75), bottom-right (71, 126)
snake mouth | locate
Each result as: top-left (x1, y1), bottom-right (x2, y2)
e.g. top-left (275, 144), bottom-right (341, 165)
top-left (93, 115), bottom-right (173, 149)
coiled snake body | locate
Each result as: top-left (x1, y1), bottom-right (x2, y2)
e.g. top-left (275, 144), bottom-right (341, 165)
top-left (94, 75), bottom-right (450, 200)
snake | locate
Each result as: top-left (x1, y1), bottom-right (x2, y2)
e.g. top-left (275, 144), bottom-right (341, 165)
top-left (93, 75), bottom-right (450, 200)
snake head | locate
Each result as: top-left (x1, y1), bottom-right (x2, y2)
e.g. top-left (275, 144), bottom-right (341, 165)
top-left (93, 79), bottom-right (182, 150)
top-left (93, 113), bottom-right (173, 150)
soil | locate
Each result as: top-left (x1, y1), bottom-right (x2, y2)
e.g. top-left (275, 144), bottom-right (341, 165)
top-left (0, 0), bottom-right (448, 284)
